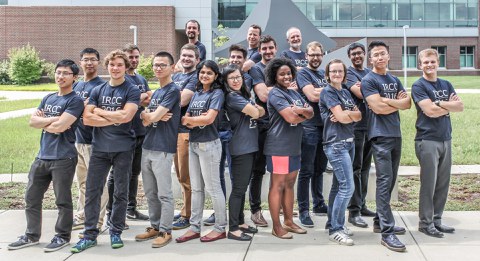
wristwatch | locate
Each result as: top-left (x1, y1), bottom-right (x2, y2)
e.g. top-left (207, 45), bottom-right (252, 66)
top-left (434, 100), bottom-right (441, 107)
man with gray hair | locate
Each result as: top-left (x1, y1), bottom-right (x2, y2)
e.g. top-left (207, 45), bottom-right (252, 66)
top-left (280, 27), bottom-right (307, 69)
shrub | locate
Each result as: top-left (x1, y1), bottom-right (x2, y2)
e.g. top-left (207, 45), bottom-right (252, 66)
top-left (0, 60), bottom-right (10, 84)
top-left (42, 61), bottom-right (56, 82)
top-left (137, 54), bottom-right (154, 80)
top-left (7, 44), bottom-right (43, 85)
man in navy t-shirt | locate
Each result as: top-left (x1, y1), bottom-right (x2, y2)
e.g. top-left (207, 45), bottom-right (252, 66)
top-left (295, 41), bottom-right (329, 227)
top-left (134, 51), bottom-right (181, 248)
top-left (8, 60), bottom-right (84, 252)
top-left (412, 49), bottom-right (463, 238)
top-left (71, 50), bottom-right (140, 253)
top-left (242, 24), bottom-right (262, 72)
top-left (186, 19), bottom-right (206, 61)
top-left (361, 41), bottom-right (411, 252)
top-left (171, 43), bottom-right (200, 230)
top-left (344, 42), bottom-right (376, 228)
top-left (72, 48), bottom-right (107, 231)
top-left (280, 27), bottom-right (308, 69)
top-left (105, 44), bottom-right (152, 222)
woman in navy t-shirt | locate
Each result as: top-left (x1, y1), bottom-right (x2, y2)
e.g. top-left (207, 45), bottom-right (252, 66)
top-left (319, 59), bottom-right (361, 246)
top-left (264, 58), bottom-right (314, 239)
top-left (223, 65), bottom-right (265, 241)
top-left (177, 60), bottom-right (227, 243)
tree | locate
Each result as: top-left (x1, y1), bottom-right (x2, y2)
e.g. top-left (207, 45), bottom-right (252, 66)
top-left (7, 44), bottom-right (43, 85)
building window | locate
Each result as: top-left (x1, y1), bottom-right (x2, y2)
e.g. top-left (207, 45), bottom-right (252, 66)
top-left (460, 46), bottom-right (475, 68)
top-left (0, 0), bottom-right (8, 4)
top-left (402, 46), bottom-right (418, 68)
top-left (431, 46), bottom-right (446, 68)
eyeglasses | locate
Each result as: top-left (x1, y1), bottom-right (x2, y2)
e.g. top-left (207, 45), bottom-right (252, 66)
top-left (350, 51), bottom-right (364, 57)
top-left (81, 58), bottom-right (99, 63)
top-left (55, 71), bottom-right (74, 77)
top-left (371, 52), bottom-right (389, 58)
top-left (227, 76), bottom-right (243, 82)
top-left (307, 53), bottom-right (323, 58)
top-left (153, 63), bottom-right (171, 69)
top-left (329, 70), bottom-right (344, 75)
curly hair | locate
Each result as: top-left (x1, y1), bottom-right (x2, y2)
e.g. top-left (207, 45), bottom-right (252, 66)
top-left (104, 49), bottom-right (131, 69)
top-left (265, 57), bottom-right (296, 87)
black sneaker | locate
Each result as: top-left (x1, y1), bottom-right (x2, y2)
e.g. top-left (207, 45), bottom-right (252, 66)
top-left (312, 204), bottom-right (328, 216)
top-left (44, 236), bottom-right (70, 252)
top-left (381, 234), bottom-right (406, 252)
top-left (7, 235), bottom-right (39, 250)
top-left (126, 209), bottom-right (149, 221)
top-left (203, 213), bottom-right (215, 226)
top-left (299, 211), bottom-right (314, 228)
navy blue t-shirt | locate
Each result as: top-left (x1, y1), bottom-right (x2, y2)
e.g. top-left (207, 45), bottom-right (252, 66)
top-left (264, 87), bottom-right (307, 156)
top-left (37, 91), bottom-right (84, 160)
top-left (225, 92), bottom-right (259, 155)
top-left (195, 41), bottom-right (207, 61)
top-left (143, 82), bottom-right (181, 153)
top-left (361, 72), bottom-right (405, 140)
top-left (125, 73), bottom-right (150, 137)
top-left (73, 76), bottom-right (106, 144)
top-left (296, 67), bottom-right (328, 127)
top-left (411, 77), bottom-right (456, 141)
top-left (320, 85), bottom-right (356, 144)
top-left (88, 80), bottom-right (141, 152)
top-left (187, 88), bottom-right (224, 143)
top-left (249, 62), bottom-right (269, 125)
top-left (244, 73), bottom-right (254, 92)
top-left (172, 71), bottom-right (198, 133)
top-left (280, 50), bottom-right (307, 68)
top-left (346, 66), bottom-right (371, 131)
top-left (247, 47), bottom-right (261, 64)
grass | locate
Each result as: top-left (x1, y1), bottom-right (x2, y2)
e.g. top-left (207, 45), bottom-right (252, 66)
top-left (0, 96), bottom-right (6, 100)
top-left (0, 99), bottom-right (41, 113)
top-left (399, 76), bottom-right (480, 89)
top-left (0, 83), bottom-right (58, 91)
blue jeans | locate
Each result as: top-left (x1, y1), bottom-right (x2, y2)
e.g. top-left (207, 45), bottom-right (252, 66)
top-left (297, 125), bottom-right (328, 213)
top-left (324, 140), bottom-right (355, 233)
top-left (219, 130), bottom-right (232, 198)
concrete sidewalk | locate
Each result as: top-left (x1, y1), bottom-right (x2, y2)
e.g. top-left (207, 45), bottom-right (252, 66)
top-left (0, 210), bottom-right (478, 261)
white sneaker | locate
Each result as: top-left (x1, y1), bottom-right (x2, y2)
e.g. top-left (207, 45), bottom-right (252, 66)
top-left (343, 226), bottom-right (354, 236)
top-left (329, 231), bottom-right (354, 246)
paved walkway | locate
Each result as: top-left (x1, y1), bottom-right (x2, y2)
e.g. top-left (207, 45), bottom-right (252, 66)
top-left (0, 210), bottom-right (478, 260)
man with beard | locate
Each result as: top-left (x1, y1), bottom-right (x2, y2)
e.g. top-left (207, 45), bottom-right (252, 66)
top-left (242, 24), bottom-right (262, 72)
top-left (185, 19), bottom-right (206, 61)
top-left (295, 41), bottom-right (329, 228)
top-left (345, 43), bottom-right (376, 229)
top-left (171, 43), bottom-right (200, 230)
top-left (280, 27), bottom-right (308, 69)
top-left (248, 35), bottom-right (278, 227)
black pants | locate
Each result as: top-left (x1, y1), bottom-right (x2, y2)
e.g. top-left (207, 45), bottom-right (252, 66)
top-left (25, 158), bottom-right (77, 241)
top-left (229, 152), bottom-right (255, 231)
top-left (107, 135), bottom-right (144, 213)
top-left (249, 124), bottom-right (268, 214)
top-left (348, 130), bottom-right (373, 216)
top-left (371, 137), bottom-right (402, 236)
top-left (84, 150), bottom-right (133, 239)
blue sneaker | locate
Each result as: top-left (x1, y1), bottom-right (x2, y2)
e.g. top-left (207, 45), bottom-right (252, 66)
top-left (203, 213), bottom-right (215, 226)
top-left (173, 213), bottom-right (181, 221)
top-left (110, 234), bottom-right (124, 249)
top-left (172, 217), bottom-right (190, 230)
top-left (299, 211), bottom-right (314, 228)
top-left (70, 238), bottom-right (97, 253)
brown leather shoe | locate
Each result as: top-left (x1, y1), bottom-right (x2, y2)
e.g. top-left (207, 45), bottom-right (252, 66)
top-left (251, 211), bottom-right (268, 227)
top-left (135, 227), bottom-right (159, 242)
top-left (152, 232), bottom-right (172, 248)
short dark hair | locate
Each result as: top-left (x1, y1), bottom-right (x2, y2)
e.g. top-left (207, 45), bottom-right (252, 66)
top-left (222, 64), bottom-right (250, 99)
top-left (249, 24), bottom-right (262, 36)
top-left (185, 19), bottom-right (200, 31)
top-left (368, 40), bottom-right (389, 58)
top-left (55, 59), bottom-right (80, 76)
top-left (325, 59), bottom-right (347, 84)
top-left (80, 48), bottom-right (100, 60)
top-left (123, 43), bottom-right (140, 53)
top-left (195, 60), bottom-right (224, 92)
top-left (180, 43), bottom-right (200, 59)
top-left (347, 42), bottom-right (365, 56)
top-left (265, 58), bottom-right (296, 87)
top-left (228, 44), bottom-right (247, 59)
top-left (154, 51), bottom-right (175, 65)
top-left (259, 35), bottom-right (276, 49)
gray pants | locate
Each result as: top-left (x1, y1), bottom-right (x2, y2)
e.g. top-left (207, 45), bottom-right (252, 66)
top-left (415, 140), bottom-right (452, 228)
top-left (189, 139), bottom-right (227, 233)
top-left (25, 158), bottom-right (77, 241)
top-left (141, 149), bottom-right (175, 233)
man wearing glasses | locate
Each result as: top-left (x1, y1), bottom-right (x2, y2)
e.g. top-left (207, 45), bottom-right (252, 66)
top-left (8, 60), bottom-right (84, 252)
top-left (295, 41), bottom-right (329, 228)
top-left (72, 48), bottom-right (108, 232)
top-left (361, 40), bottom-right (411, 252)
top-left (345, 43), bottom-right (376, 229)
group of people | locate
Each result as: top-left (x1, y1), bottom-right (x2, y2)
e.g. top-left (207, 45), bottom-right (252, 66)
top-left (7, 20), bottom-right (463, 254)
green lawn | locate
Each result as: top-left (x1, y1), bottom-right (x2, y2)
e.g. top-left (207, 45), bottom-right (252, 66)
top-left (0, 83), bottom-right (58, 91)
top-left (0, 99), bottom-right (41, 113)
top-left (399, 75), bottom-right (480, 89)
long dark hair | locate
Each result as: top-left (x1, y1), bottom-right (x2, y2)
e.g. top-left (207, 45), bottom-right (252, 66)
top-left (222, 64), bottom-right (251, 99)
top-left (195, 60), bottom-right (224, 92)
